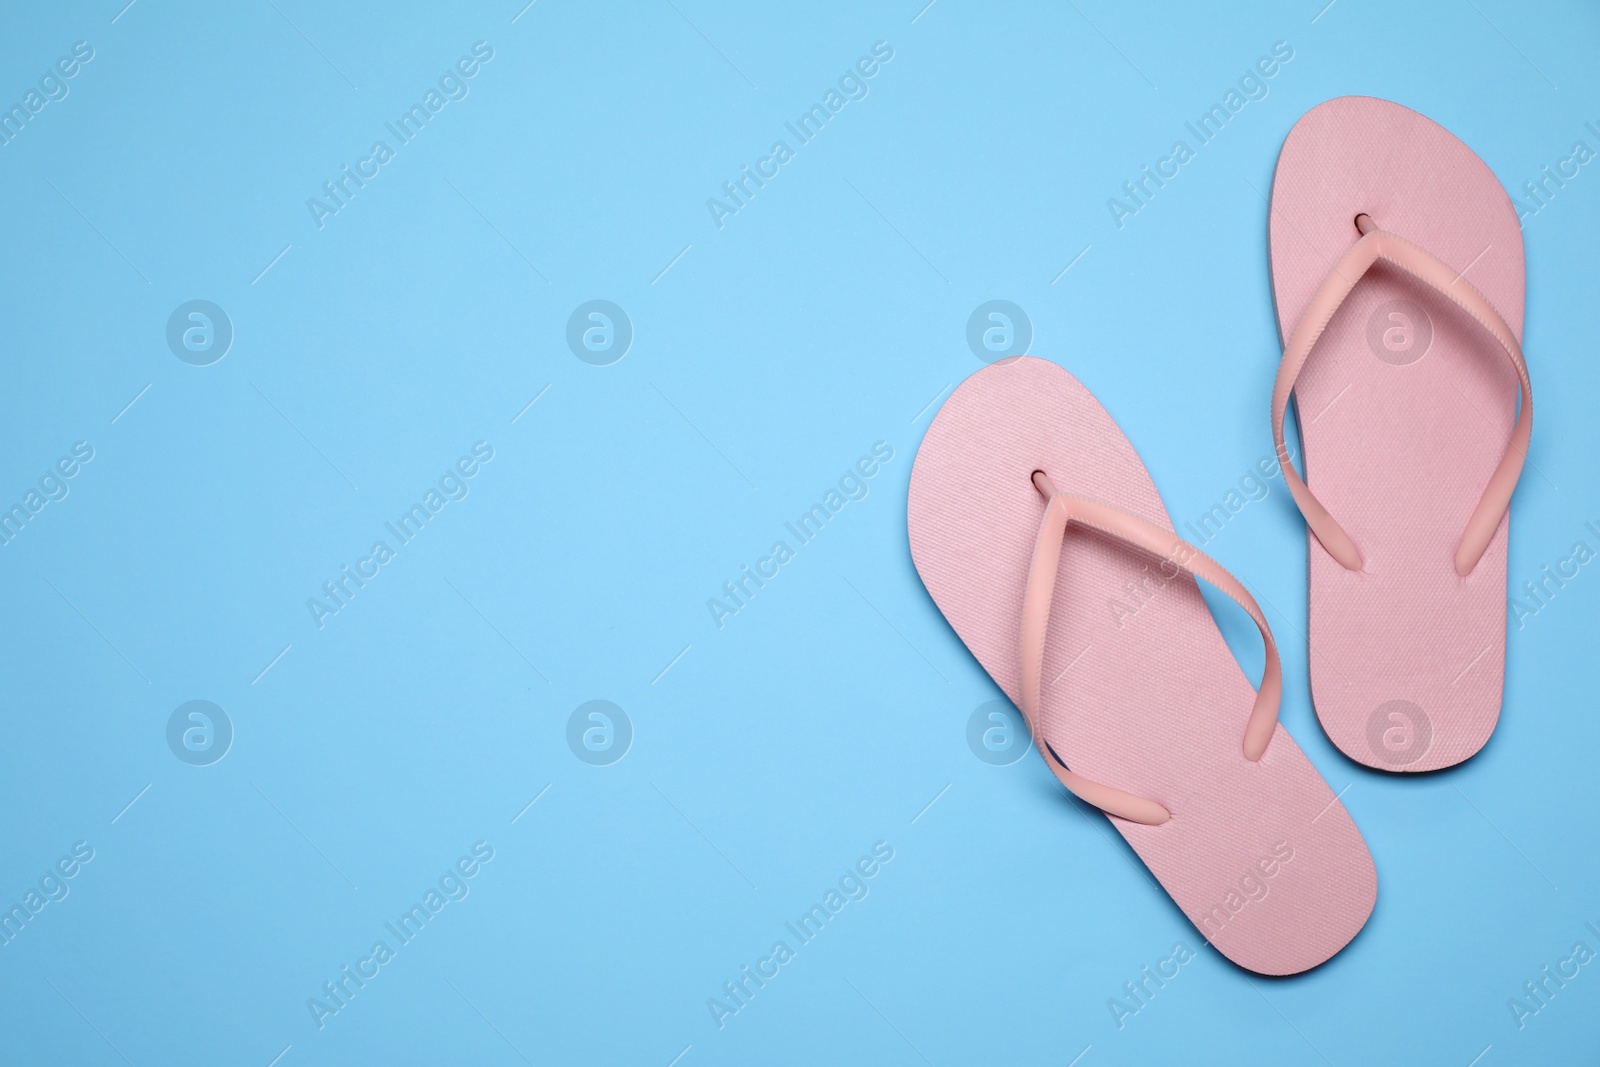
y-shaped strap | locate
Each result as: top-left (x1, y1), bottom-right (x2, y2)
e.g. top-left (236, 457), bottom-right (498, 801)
top-left (1018, 471), bottom-right (1283, 827)
top-left (1271, 214), bottom-right (1534, 576)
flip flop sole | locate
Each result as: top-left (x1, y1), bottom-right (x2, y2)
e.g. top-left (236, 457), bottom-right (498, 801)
top-left (908, 357), bottom-right (1375, 976)
top-left (1270, 97), bottom-right (1524, 772)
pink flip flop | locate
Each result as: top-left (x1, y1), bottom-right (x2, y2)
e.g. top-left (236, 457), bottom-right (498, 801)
top-left (908, 357), bottom-right (1375, 975)
top-left (1268, 97), bottom-right (1534, 772)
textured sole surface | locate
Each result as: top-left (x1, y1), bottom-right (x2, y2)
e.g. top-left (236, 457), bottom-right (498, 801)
top-left (908, 357), bottom-right (1375, 975)
top-left (1270, 96), bottom-right (1524, 771)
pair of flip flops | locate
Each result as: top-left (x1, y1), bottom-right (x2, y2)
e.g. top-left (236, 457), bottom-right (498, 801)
top-left (908, 97), bottom-right (1533, 975)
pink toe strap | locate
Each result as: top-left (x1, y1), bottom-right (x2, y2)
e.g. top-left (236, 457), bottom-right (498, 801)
top-left (1271, 214), bottom-right (1534, 576)
top-left (1018, 472), bottom-right (1283, 827)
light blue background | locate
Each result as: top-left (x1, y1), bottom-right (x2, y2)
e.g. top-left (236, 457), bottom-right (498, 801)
top-left (1, 1), bottom-right (1596, 1063)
